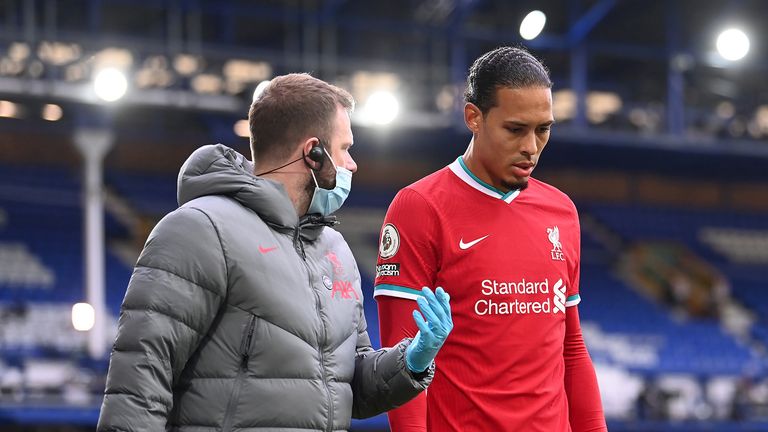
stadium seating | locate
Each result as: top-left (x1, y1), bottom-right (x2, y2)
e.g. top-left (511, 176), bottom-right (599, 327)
top-left (583, 203), bottom-right (767, 366)
top-left (106, 171), bottom-right (178, 217)
top-left (0, 165), bottom-right (130, 309)
top-left (2, 164), bottom-right (768, 429)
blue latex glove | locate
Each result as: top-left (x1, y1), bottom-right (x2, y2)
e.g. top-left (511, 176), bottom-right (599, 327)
top-left (405, 287), bottom-right (453, 373)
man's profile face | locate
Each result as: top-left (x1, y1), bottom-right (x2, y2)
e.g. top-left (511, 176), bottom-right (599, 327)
top-left (316, 106), bottom-right (357, 190)
top-left (470, 86), bottom-right (554, 192)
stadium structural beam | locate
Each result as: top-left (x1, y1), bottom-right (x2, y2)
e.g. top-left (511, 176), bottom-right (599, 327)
top-left (0, 76), bottom-right (244, 113)
top-left (569, 0), bottom-right (589, 130)
top-left (79, 0), bottom-right (768, 68)
top-left (74, 127), bottom-right (114, 360)
top-left (22, 0), bottom-right (36, 45)
top-left (319, 0), bottom-right (349, 22)
top-left (448, 1), bottom-right (467, 129)
top-left (317, 0), bottom-right (348, 78)
top-left (666, 0), bottom-right (685, 136)
top-left (566, 0), bottom-right (617, 47)
top-left (571, 46), bottom-right (588, 130)
top-left (0, 6), bottom-right (683, 68)
top-left (301, 1), bottom-right (318, 73)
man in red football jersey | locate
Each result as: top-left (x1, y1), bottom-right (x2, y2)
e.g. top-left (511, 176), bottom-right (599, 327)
top-left (374, 46), bottom-right (607, 431)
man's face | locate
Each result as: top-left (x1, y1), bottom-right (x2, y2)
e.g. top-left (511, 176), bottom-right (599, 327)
top-left (467, 86), bottom-right (554, 192)
top-left (315, 106), bottom-right (357, 189)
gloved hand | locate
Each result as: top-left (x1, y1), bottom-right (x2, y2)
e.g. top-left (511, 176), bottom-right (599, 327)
top-left (405, 287), bottom-right (453, 373)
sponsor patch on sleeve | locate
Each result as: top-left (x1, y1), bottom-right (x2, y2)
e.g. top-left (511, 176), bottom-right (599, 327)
top-left (375, 263), bottom-right (400, 278)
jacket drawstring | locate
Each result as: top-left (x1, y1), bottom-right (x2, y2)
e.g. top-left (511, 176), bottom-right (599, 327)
top-left (272, 215), bottom-right (338, 261)
top-left (292, 215), bottom-right (338, 260)
top-left (293, 224), bottom-right (306, 260)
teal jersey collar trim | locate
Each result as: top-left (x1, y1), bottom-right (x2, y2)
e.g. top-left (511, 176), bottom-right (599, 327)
top-left (457, 156), bottom-right (506, 196)
top-left (450, 157), bottom-right (521, 203)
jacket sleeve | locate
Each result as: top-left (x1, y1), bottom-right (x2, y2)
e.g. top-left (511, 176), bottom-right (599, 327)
top-left (97, 207), bottom-right (228, 431)
top-left (350, 267), bottom-right (433, 419)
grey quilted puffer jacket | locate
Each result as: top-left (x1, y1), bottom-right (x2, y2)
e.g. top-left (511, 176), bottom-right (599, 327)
top-left (97, 144), bottom-right (432, 432)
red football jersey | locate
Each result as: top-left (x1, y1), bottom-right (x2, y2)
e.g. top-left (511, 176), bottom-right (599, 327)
top-left (374, 157), bottom-right (582, 431)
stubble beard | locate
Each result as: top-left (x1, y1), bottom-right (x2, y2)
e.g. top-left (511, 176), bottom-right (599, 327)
top-left (304, 174), bottom-right (316, 202)
top-left (305, 165), bottom-right (336, 199)
top-left (501, 178), bottom-right (529, 193)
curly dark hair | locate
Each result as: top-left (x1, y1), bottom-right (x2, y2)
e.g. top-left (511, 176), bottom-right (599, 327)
top-left (464, 46), bottom-right (552, 114)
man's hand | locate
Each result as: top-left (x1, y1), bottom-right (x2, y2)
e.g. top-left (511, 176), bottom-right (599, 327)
top-left (405, 287), bottom-right (453, 373)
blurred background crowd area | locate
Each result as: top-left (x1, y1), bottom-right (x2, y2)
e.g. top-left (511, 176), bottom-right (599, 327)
top-left (0, 0), bottom-right (767, 431)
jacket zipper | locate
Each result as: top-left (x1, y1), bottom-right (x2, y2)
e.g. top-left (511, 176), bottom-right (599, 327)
top-left (296, 235), bottom-right (334, 432)
top-left (221, 314), bottom-right (256, 432)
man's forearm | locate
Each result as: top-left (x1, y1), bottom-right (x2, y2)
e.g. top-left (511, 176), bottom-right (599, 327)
top-left (387, 393), bottom-right (428, 432)
top-left (564, 306), bottom-right (607, 432)
top-left (565, 352), bottom-right (606, 432)
top-left (378, 296), bottom-right (428, 431)
top-left (351, 338), bottom-right (432, 418)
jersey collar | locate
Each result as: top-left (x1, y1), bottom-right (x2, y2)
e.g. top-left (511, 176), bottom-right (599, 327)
top-left (448, 157), bottom-right (520, 204)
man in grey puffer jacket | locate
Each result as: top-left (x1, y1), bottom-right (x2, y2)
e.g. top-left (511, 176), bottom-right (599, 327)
top-left (97, 73), bottom-right (453, 431)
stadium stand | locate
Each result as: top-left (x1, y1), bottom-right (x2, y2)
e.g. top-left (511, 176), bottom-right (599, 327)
top-left (0, 165), bottom-right (124, 418)
top-left (2, 157), bottom-right (767, 430)
top-left (2, 1), bottom-right (768, 430)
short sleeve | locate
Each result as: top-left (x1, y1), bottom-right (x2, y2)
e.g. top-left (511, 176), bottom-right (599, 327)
top-left (374, 188), bottom-right (440, 301)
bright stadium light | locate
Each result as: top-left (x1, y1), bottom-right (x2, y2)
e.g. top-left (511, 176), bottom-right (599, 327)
top-left (362, 90), bottom-right (400, 125)
top-left (72, 302), bottom-right (95, 331)
top-left (716, 28), bottom-right (750, 61)
top-left (42, 103), bottom-right (63, 121)
top-left (520, 10), bottom-right (546, 40)
top-left (93, 68), bottom-right (128, 102)
top-left (0, 100), bottom-right (19, 118)
top-left (234, 119), bottom-right (250, 138)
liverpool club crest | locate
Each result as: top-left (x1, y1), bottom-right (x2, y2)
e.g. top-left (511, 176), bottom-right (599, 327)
top-left (547, 226), bottom-right (565, 261)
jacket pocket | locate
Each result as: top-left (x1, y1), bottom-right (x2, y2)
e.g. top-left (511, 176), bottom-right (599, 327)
top-left (221, 313), bottom-right (257, 432)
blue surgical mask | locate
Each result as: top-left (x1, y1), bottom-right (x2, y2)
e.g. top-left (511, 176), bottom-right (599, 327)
top-left (307, 149), bottom-right (352, 216)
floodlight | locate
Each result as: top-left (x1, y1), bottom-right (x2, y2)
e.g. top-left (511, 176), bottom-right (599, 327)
top-left (72, 302), bottom-right (95, 331)
top-left (520, 10), bottom-right (547, 40)
top-left (42, 104), bottom-right (63, 121)
top-left (0, 100), bottom-right (18, 118)
top-left (363, 91), bottom-right (400, 125)
top-left (234, 119), bottom-right (250, 138)
top-left (716, 28), bottom-right (750, 61)
top-left (93, 68), bottom-right (128, 102)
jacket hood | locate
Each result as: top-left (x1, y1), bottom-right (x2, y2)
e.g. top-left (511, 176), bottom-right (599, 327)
top-left (177, 144), bottom-right (333, 241)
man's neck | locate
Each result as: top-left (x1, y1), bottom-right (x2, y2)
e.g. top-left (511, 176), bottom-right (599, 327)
top-left (461, 138), bottom-right (489, 185)
top-left (461, 138), bottom-right (512, 194)
top-left (253, 163), bottom-right (311, 218)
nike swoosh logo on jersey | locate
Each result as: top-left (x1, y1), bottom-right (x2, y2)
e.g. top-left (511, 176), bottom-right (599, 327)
top-left (259, 245), bottom-right (278, 254)
top-left (459, 235), bottom-right (489, 250)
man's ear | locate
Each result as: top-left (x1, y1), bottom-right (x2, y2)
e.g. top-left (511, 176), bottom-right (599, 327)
top-left (302, 137), bottom-right (323, 171)
top-left (464, 103), bottom-right (482, 134)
